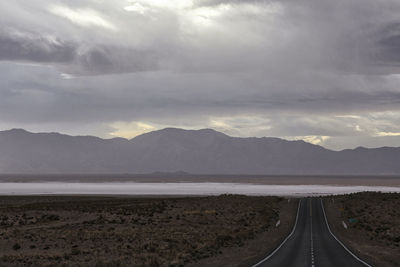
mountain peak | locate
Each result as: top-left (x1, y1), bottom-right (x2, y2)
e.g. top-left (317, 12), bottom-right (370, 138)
top-left (2, 128), bottom-right (30, 134)
top-left (133, 127), bottom-right (228, 140)
top-left (154, 128), bottom-right (223, 134)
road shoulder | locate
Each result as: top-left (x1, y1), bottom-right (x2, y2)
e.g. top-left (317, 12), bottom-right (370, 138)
top-left (323, 196), bottom-right (400, 267)
top-left (188, 198), bottom-right (299, 267)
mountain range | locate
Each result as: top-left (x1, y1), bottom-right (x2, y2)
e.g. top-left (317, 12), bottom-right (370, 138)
top-left (0, 128), bottom-right (399, 175)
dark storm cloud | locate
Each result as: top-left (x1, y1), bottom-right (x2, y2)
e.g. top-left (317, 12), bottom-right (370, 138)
top-left (374, 22), bottom-right (400, 67)
top-left (74, 46), bottom-right (159, 75)
top-left (0, 29), bottom-right (75, 63)
top-left (1, 0), bottom-right (400, 75)
top-left (0, 28), bottom-right (159, 75)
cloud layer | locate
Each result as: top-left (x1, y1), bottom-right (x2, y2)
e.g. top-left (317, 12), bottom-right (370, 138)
top-left (1, 0), bottom-right (400, 149)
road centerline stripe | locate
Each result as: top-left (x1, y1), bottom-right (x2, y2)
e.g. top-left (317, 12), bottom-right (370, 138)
top-left (311, 198), bottom-right (315, 267)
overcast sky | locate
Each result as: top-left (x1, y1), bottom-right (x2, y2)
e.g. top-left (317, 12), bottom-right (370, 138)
top-left (1, 0), bottom-right (400, 150)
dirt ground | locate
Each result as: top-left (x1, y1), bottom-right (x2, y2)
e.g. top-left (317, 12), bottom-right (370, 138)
top-left (324, 192), bottom-right (400, 267)
top-left (0, 195), bottom-right (297, 267)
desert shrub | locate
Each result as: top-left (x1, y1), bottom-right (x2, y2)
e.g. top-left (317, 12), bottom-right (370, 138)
top-left (216, 234), bottom-right (233, 245)
top-left (71, 248), bottom-right (81, 255)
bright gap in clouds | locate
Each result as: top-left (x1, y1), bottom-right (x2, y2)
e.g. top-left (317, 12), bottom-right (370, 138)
top-left (125, 0), bottom-right (193, 10)
top-left (109, 121), bottom-right (156, 139)
top-left (123, 0), bottom-right (227, 26)
top-left (105, 110), bottom-right (400, 149)
top-left (48, 4), bottom-right (117, 30)
top-left (123, 0), bottom-right (281, 27)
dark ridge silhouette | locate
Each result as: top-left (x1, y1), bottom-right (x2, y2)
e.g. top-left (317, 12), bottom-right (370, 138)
top-left (0, 128), bottom-right (399, 174)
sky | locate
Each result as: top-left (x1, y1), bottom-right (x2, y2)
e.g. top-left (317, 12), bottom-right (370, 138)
top-left (1, 0), bottom-right (400, 150)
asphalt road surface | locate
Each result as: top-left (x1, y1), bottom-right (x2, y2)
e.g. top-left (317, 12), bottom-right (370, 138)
top-left (253, 198), bottom-right (371, 267)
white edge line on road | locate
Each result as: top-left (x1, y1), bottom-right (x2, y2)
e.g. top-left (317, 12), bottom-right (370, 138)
top-left (251, 199), bottom-right (302, 267)
top-left (320, 199), bottom-right (372, 267)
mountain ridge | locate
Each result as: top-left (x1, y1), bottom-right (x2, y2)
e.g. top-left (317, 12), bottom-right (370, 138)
top-left (0, 128), bottom-right (399, 175)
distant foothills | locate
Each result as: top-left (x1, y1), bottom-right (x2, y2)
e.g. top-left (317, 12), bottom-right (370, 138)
top-left (0, 128), bottom-right (399, 175)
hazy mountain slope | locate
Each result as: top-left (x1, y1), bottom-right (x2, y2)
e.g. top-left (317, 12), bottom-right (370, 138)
top-left (0, 129), bottom-right (130, 173)
top-left (128, 128), bottom-right (335, 174)
top-left (0, 128), bottom-right (399, 174)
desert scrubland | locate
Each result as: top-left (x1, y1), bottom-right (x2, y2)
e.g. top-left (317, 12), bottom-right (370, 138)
top-left (325, 192), bottom-right (400, 267)
top-left (0, 195), bottom-right (296, 267)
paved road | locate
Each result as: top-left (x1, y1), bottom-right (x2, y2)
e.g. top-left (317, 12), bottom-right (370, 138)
top-left (253, 198), bottom-right (371, 267)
